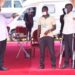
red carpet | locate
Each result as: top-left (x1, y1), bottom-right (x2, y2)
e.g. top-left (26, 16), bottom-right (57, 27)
top-left (0, 41), bottom-right (75, 75)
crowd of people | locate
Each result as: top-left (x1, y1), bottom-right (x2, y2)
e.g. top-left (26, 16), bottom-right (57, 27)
top-left (38, 3), bottom-right (75, 69)
top-left (0, 1), bottom-right (75, 71)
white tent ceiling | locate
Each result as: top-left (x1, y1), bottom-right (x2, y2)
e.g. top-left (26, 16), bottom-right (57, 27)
top-left (22, 0), bottom-right (70, 7)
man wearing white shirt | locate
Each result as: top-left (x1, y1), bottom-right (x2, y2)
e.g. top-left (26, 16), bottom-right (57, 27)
top-left (0, 7), bottom-right (8, 71)
top-left (62, 3), bottom-right (75, 69)
top-left (38, 6), bottom-right (56, 69)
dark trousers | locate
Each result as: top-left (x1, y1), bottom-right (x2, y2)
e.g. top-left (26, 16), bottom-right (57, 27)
top-left (0, 39), bottom-right (7, 67)
top-left (28, 30), bottom-right (31, 40)
top-left (39, 36), bottom-right (56, 66)
top-left (26, 26), bottom-right (33, 40)
top-left (63, 34), bottom-right (73, 64)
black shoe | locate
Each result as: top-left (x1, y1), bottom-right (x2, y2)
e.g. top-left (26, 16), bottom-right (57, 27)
top-left (52, 65), bottom-right (56, 69)
top-left (0, 67), bottom-right (8, 71)
top-left (61, 64), bottom-right (69, 69)
top-left (40, 64), bottom-right (45, 69)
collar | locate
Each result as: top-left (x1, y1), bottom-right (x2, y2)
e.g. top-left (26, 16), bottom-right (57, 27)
top-left (42, 14), bottom-right (50, 19)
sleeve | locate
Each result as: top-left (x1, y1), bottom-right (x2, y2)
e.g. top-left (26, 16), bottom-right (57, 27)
top-left (3, 16), bottom-right (8, 26)
top-left (72, 8), bottom-right (75, 17)
top-left (38, 17), bottom-right (41, 26)
top-left (72, 11), bottom-right (75, 20)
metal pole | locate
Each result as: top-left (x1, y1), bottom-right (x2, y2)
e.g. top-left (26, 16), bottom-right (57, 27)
top-left (72, 34), bottom-right (75, 68)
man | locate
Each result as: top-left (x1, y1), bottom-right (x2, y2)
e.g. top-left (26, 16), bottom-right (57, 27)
top-left (24, 8), bottom-right (34, 40)
top-left (62, 3), bottom-right (75, 69)
top-left (59, 8), bottom-right (66, 38)
top-left (0, 7), bottom-right (8, 70)
top-left (38, 6), bottom-right (56, 69)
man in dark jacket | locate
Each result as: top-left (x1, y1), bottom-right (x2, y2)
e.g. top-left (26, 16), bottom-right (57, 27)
top-left (24, 8), bottom-right (34, 40)
top-left (59, 8), bottom-right (66, 37)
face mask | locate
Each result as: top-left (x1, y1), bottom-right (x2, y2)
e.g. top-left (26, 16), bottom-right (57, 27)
top-left (42, 12), bottom-right (47, 15)
top-left (64, 8), bottom-right (67, 14)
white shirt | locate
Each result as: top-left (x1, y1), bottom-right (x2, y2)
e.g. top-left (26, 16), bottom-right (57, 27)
top-left (0, 14), bottom-right (8, 41)
top-left (38, 16), bottom-right (56, 38)
top-left (63, 12), bottom-right (75, 34)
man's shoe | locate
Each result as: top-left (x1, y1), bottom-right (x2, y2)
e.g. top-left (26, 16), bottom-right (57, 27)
top-left (52, 65), bottom-right (56, 69)
top-left (40, 64), bottom-right (45, 69)
top-left (0, 67), bottom-right (8, 71)
top-left (61, 64), bottom-right (69, 69)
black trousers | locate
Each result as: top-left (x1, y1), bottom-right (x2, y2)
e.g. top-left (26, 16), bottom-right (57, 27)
top-left (0, 39), bottom-right (7, 67)
top-left (26, 24), bottom-right (33, 40)
top-left (63, 34), bottom-right (73, 64)
top-left (39, 36), bottom-right (56, 66)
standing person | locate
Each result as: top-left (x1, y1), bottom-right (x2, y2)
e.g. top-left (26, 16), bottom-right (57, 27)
top-left (0, 7), bottom-right (8, 70)
top-left (58, 8), bottom-right (66, 57)
top-left (62, 3), bottom-right (75, 69)
top-left (59, 8), bottom-right (66, 38)
top-left (24, 8), bottom-right (34, 40)
top-left (38, 6), bottom-right (56, 69)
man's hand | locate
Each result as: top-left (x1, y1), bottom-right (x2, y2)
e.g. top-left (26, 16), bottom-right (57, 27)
top-left (44, 25), bottom-right (56, 35)
top-left (44, 30), bottom-right (50, 35)
top-left (73, 18), bottom-right (75, 20)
